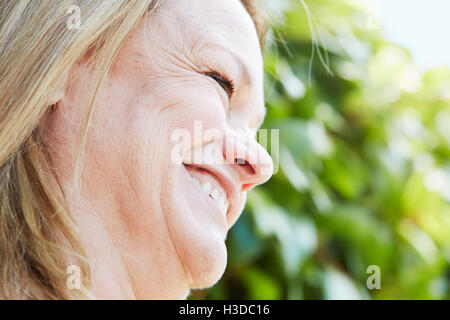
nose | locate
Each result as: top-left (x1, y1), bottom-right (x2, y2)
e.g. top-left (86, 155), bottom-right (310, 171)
top-left (223, 130), bottom-right (273, 192)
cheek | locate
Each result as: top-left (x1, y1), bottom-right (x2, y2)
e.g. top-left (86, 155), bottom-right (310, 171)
top-left (147, 87), bottom-right (230, 287)
top-left (134, 83), bottom-right (228, 164)
top-left (161, 168), bottom-right (228, 288)
top-left (87, 81), bottom-right (228, 203)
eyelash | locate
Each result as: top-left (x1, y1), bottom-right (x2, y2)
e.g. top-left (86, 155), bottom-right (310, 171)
top-left (203, 70), bottom-right (235, 97)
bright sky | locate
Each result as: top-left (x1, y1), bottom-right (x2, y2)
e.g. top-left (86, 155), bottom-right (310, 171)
top-left (367, 0), bottom-right (450, 71)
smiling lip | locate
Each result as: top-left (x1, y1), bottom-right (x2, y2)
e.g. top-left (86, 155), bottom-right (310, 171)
top-left (183, 163), bottom-right (239, 222)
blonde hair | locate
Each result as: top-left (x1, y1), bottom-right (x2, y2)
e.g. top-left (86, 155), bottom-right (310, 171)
top-left (0, 0), bottom-right (266, 299)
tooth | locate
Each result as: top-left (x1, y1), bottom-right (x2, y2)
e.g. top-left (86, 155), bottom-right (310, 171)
top-left (192, 177), bottom-right (200, 185)
top-left (211, 189), bottom-right (219, 200)
top-left (201, 182), bottom-right (212, 194)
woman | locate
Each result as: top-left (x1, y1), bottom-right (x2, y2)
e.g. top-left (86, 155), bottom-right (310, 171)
top-left (0, 0), bottom-right (273, 299)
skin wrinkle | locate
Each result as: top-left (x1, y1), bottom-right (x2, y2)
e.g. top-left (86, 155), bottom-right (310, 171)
top-left (157, 99), bottom-right (211, 290)
top-left (143, 112), bottom-right (192, 297)
top-left (44, 0), bottom-right (272, 299)
top-left (72, 85), bottom-right (143, 298)
top-left (161, 195), bottom-right (194, 288)
top-left (148, 117), bottom-right (194, 291)
top-left (138, 115), bottom-right (185, 298)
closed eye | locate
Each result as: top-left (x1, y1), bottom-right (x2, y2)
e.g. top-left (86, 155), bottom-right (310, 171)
top-left (203, 71), bottom-right (235, 98)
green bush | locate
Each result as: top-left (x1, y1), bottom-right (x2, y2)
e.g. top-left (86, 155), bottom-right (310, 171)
top-left (191, 0), bottom-right (450, 300)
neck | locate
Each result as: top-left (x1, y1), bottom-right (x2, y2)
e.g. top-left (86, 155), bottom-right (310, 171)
top-left (47, 141), bottom-right (190, 299)
top-left (68, 192), bottom-right (137, 299)
top-left (60, 176), bottom-right (190, 299)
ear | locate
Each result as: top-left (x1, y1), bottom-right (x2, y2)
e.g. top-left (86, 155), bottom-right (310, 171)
top-left (46, 70), bottom-right (70, 107)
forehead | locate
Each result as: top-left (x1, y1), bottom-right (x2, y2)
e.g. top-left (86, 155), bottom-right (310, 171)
top-left (157, 0), bottom-right (256, 36)
top-left (141, 0), bottom-right (266, 128)
top-left (161, 0), bottom-right (264, 113)
top-left (154, 0), bottom-right (262, 66)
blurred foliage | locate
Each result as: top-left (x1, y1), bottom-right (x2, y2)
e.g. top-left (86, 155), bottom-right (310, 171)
top-left (191, 0), bottom-right (450, 299)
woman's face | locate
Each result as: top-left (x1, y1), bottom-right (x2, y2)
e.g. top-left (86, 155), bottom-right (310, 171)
top-left (47, 0), bottom-right (272, 298)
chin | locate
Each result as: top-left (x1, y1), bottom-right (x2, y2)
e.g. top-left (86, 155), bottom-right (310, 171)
top-left (187, 239), bottom-right (228, 289)
top-left (165, 206), bottom-right (230, 291)
top-left (161, 163), bottom-right (234, 290)
top-left (166, 192), bottom-right (229, 289)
